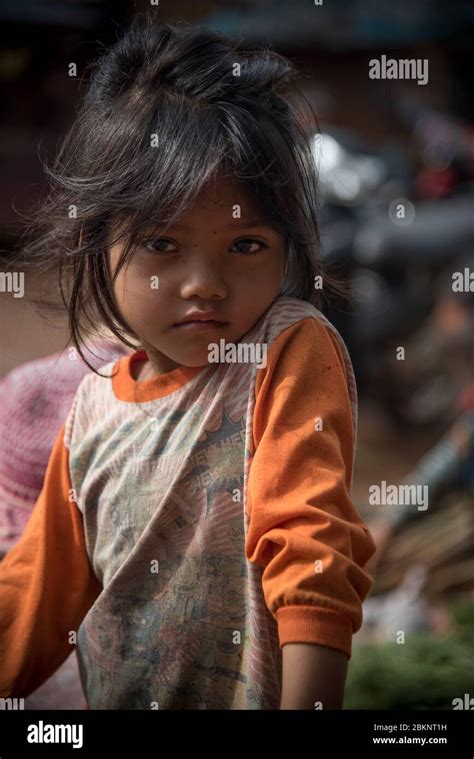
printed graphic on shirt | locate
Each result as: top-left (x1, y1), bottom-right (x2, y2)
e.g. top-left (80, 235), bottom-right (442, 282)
top-left (65, 296), bottom-right (358, 709)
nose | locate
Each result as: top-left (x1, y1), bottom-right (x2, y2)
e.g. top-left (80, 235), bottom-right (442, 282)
top-left (179, 256), bottom-right (228, 300)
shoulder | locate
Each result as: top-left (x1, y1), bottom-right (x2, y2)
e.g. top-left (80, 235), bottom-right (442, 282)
top-left (256, 297), bottom-right (354, 389)
top-left (252, 297), bottom-right (358, 437)
top-left (63, 355), bottom-right (124, 448)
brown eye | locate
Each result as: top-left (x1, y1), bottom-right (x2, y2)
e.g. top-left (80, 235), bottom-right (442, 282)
top-left (231, 238), bottom-right (267, 254)
top-left (143, 238), bottom-right (177, 253)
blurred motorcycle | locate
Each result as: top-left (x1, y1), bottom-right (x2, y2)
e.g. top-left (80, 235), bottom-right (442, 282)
top-left (314, 130), bottom-right (474, 427)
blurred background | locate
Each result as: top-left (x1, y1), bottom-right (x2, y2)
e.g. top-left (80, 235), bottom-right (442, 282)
top-left (1, 0), bottom-right (474, 710)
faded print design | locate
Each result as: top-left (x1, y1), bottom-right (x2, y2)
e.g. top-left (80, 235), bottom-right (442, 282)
top-left (66, 297), bottom-right (355, 709)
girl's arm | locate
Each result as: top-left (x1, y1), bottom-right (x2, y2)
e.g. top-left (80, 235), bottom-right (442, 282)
top-left (246, 316), bottom-right (376, 707)
top-left (280, 642), bottom-right (348, 709)
top-left (0, 422), bottom-right (102, 698)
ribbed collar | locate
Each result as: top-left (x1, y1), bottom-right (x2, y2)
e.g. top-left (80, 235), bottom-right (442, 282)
top-left (112, 350), bottom-right (205, 402)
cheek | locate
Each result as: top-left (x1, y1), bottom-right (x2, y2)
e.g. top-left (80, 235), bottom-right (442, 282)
top-left (126, 257), bottom-right (176, 297)
top-left (115, 269), bottom-right (172, 326)
top-left (242, 255), bottom-right (285, 292)
top-left (275, 248), bottom-right (286, 277)
top-left (115, 263), bottom-right (154, 300)
top-left (232, 251), bottom-right (283, 280)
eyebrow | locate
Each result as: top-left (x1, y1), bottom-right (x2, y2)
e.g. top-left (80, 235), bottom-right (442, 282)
top-left (150, 219), bottom-right (274, 231)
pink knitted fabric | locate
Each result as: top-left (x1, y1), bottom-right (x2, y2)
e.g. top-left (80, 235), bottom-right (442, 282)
top-left (0, 339), bottom-right (129, 709)
top-left (0, 340), bottom-right (129, 556)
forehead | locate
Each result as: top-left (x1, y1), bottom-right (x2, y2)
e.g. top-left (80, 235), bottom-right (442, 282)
top-left (108, 176), bottom-right (272, 246)
top-left (175, 176), bottom-right (261, 225)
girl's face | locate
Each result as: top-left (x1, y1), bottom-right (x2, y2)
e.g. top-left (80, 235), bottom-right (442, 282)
top-left (108, 178), bottom-right (286, 378)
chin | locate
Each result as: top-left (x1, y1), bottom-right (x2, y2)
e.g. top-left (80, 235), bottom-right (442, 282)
top-left (186, 355), bottom-right (213, 368)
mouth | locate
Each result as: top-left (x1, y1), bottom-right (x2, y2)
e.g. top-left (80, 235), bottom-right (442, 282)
top-left (173, 320), bottom-right (229, 330)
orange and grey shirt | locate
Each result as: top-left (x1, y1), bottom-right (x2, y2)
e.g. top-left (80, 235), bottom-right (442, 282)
top-left (0, 296), bottom-right (376, 709)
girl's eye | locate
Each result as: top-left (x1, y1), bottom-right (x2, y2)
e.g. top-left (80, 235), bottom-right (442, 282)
top-left (142, 238), bottom-right (176, 253)
top-left (231, 238), bottom-right (267, 255)
top-left (141, 237), bottom-right (267, 255)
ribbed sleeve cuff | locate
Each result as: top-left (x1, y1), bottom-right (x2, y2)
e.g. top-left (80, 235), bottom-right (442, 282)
top-left (275, 605), bottom-right (353, 659)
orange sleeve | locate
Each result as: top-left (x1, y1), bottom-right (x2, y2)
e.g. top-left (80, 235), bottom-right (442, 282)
top-left (0, 422), bottom-right (102, 697)
top-left (245, 317), bottom-right (376, 660)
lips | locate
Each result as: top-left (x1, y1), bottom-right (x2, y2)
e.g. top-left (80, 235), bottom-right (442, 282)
top-left (175, 313), bottom-right (226, 325)
top-left (174, 311), bottom-right (228, 326)
top-left (173, 320), bottom-right (227, 330)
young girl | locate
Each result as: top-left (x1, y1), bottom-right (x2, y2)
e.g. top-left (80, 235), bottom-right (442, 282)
top-left (0, 16), bottom-right (376, 710)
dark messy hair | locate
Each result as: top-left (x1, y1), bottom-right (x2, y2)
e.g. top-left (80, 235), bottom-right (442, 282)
top-left (12, 14), bottom-right (349, 376)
